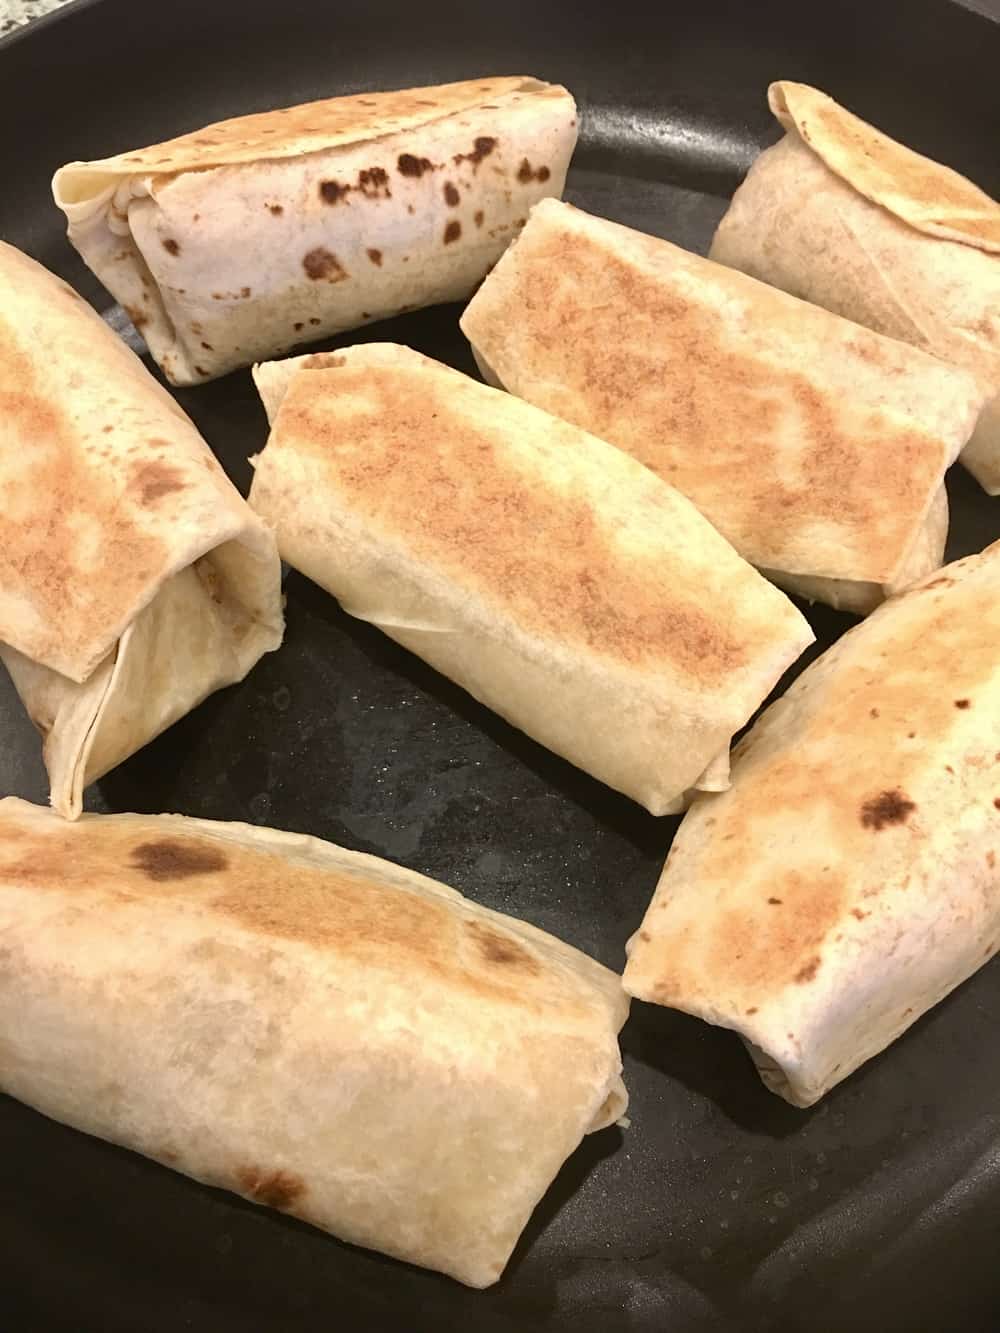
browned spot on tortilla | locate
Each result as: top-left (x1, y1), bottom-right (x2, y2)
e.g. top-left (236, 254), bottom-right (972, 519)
top-left (194, 366), bottom-right (209, 377)
top-left (361, 311), bottom-right (371, 319)
top-left (920, 576), bottom-right (954, 590)
top-left (795, 956), bottom-right (821, 984)
top-left (466, 920), bottom-right (540, 974)
top-left (767, 896), bottom-right (782, 905)
top-left (131, 839), bottom-right (228, 882)
top-left (309, 317), bottom-right (321, 326)
top-left (474, 209), bottom-right (484, 228)
top-left (453, 136), bottom-right (496, 169)
top-left (443, 220), bottom-right (462, 245)
top-left (293, 322), bottom-right (304, 332)
top-left (319, 179), bottom-right (349, 205)
top-left (638, 930), bottom-right (650, 942)
top-left (397, 152), bottom-right (433, 177)
top-left (987, 851), bottom-right (996, 868)
top-left (302, 248), bottom-right (347, 282)
top-left (236, 1166), bottom-right (305, 1212)
top-left (268, 204), bottom-right (284, 215)
top-left (908, 731), bottom-right (917, 739)
top-left (132, 461), bottom-right (187, 504)
top-left (241, 286), bottom-right (251, 299)
top-left (102, 425), bottom-right (114, 434)
top-left (162, 238), bottom-right (180, 256)
top-left (745, 1006), bottom-right (758, 1015)
top-left (869, 707), bottom-right (879, 718)
top-left (366, 248), bottom-right (383, 266)
top-left (123, 305), bottom-right (148, 330)
top-left (860, 789), bottom-right (916, 830)
top-left (301, 353), bottom-right (347, 370)
top-left (443, 181), bottom-right (460, 207)
top-left (516, 158), bottom-right (551, 184)
top-left (851, 908), bottom-right (869, 920)
top-left (358, 166), bottom-right (390, 198)
top-left (955, 698), bottom-right (971, 709)
top-left (200, 341), bottom-right (214, 351)
top-left (994, 798), bottom-right (1000, 810)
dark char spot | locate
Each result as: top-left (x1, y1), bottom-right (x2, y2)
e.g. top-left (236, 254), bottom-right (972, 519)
top-left (443, 181), bottom-right (460, 207)
top-left (130, 839), bottom-right (228, 882)
top-left (235, 1166), bottom-right (305, 1211)
top-left (860, 788), bottom-right (916, 830)
top-left (162, 238), bottom-right (180, 256)
top-left (397, 152), bottom-right (434, 178)
top-left (443, 220), bottom-right (461, 245)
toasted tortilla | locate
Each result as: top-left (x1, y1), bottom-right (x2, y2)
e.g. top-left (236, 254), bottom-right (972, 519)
top-left (624, 541), bottom-right (1000, 1106)
top-left (461, 198), bottom-right (987, 614)
top-left (710, 81), bottom-right (1000, 492)
top-left (52, 77), bottom-right (577, 384)
top-left (0, 796), bottom-right (628, 1287)
top-left (0, 242), bottom-right (283, 818)
top-left (248, 343), bottom-right (813, 814)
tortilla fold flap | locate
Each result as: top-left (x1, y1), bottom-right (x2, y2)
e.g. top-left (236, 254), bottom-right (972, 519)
top-left (624, 542), bottom-right (1000, 1106)
top-left (0, 796), bottom-right (629, 1287)
top-left (0, 242), bottom-right (283, 818)
top-left (52, 77), bottom-right (577, 385)
top-left (248, 344), bottom-right (812, 815)
top-left (709, 81), bottom-right (1000, 492)
top-left (461, 199), bottom-right (988, 614)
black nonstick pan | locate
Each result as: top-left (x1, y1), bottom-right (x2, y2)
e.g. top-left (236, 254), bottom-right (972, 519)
top-left (1, 1), bottom-right (999, 1329)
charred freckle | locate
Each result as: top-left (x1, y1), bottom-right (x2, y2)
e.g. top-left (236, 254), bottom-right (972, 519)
top-left (162, 238), bottom-right (180, 255)
top-left (860, 789), bottom-right (916, 830)
top-left (397, 152), bottom-right (434, 177)
top-left (366, 248), bottom-right (383, 266)
top-left (319, 180), bottom-right (350, 205)
top-left (443, 220), bottom-right (461, 244)
top-left (443, 181), bottom-right (460, 207)
top-left (955, 698), bottom-right (971, 709)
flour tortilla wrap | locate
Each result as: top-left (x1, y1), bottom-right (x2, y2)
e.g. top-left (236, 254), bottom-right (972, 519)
top-left (709, 81), bottom-right (1000, 492)
top-left (624, 541), bottom-right (1000, 1107)
top-left (0, 796), bottom-right (628, 1287)
top-left (461, 199), bottom-right (988, 615)
top-left (248, 343), bottom-right (812, 815)
top-left (52, 77), bottom-right (577, 385)
top-left (0, 242), bottom-right (283, 819)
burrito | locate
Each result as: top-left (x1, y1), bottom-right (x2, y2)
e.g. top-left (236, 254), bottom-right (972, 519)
top-left (248, 343), bottom-right (813, 815)
top-left (51, 77), bottom-right (577, 385)
top-left (0, 242), bottom-right (283, 819)
top-left (623, 541), bottom-right (1000, 1107)
top-left (0, 796), bottom-right (628, 1287)
top-left (709, 81), bottom-right (1000, 492)
top-left (460, 199), bottom-right (988, 615)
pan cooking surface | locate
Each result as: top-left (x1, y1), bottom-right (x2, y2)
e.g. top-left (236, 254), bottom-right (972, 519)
top-left (1, 1), bottom-right (999, 1329)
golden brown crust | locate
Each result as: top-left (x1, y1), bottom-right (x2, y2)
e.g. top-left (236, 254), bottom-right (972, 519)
top-left (54, 78), bottom-right (563, 182)
top-left (272, 358), bottom-right (751, 679)
top-left (461, 201), bottom-right (969, 585)
top-left (770, 82), bottom-right (1000, 252)
top-left (629, 547), bottom-right (1000, 1007)
top-left (0, 814), bottom-right (584, 1011)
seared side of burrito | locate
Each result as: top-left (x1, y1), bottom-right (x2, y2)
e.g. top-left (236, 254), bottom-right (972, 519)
top-left (460, 198), bottom-right (988, 615)
top-left (709, 81), bottom-right (1000, 492)
top-left (248, 344), bottom-right (813, 816)
top-left (0, 796), bottom-right (629, 1287)
top-left (0, 242), bottom-right (283, 818)
top-left (624, 542), bottom-right (1000, 1107)
top-left (52, 77), bottom-right (577, 384)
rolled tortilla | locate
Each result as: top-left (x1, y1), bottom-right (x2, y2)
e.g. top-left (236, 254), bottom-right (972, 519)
top-left (460, 198), bottom-right (988, 615)
top-left (709, 81), bottom-right (1000, 492)
top-left (0, 242), bottom-right (283, 819)
top-left (0, 796), bottom-right (628, 1287)
top-left (248, 343), bottom-right (813, 815)
top-left (52, 77), bottom-right (577, 385)
top-left (623, 541), bottom-right (1000, 1107)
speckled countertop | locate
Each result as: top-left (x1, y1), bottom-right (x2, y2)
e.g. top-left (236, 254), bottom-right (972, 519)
top-left (0, 0), bottom-right (76, 37)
